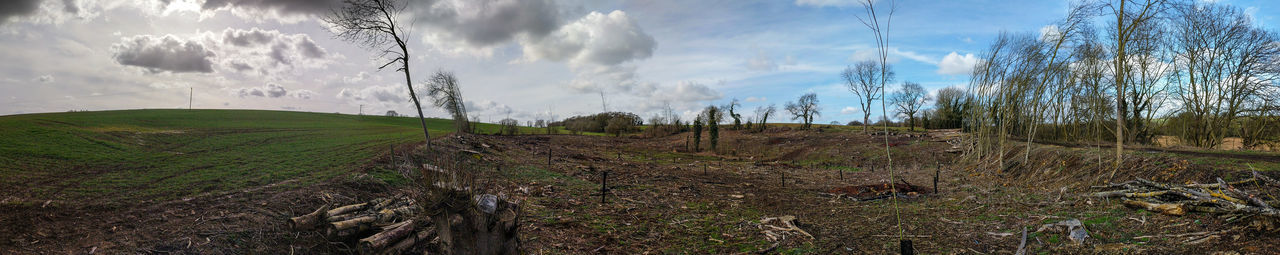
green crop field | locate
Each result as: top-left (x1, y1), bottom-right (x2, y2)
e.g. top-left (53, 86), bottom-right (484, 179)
top-left (0, 109), bottom-right (550, 204)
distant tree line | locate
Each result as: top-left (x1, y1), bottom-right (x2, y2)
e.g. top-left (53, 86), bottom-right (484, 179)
top-left (551, 112), bottom-right (643, 136)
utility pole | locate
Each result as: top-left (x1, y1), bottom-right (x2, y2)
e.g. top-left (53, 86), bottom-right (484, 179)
top-left (359, 104), bottom-right (364, 115)
top-left (188, 87), bottom-right (192, 110)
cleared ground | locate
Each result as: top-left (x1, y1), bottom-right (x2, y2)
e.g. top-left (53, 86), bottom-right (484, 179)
top-left (1, 109), bottom-right (1277, 254)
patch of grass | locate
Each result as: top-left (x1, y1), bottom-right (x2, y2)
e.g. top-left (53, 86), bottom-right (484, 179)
top-left (507, 166), bottom-right (592, 189)
top-left (0, 109), bottom-right (509, 203)
top-left (367, 167), bottom-right (410, 186)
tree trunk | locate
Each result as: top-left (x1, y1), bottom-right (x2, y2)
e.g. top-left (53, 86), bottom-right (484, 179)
top-left (399, 44), bottom-right (432, 149)
top-left (358, 220), bottom-right (417, 254)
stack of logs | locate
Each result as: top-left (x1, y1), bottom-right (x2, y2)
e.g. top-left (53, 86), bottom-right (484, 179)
top-left (289, 196), bottom-right (434, 254)
top-left (1092, 171), bottom-right (1280, 221)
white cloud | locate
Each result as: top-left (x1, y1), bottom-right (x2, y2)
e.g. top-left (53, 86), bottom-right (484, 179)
top-left (647, 81), bottom-right (722, 103)
top-left (343, 71), bottom-right (379, 84)
top-left (744, 47), bottom-right (796, 72)
top-left (1039, 25), bottom-right (1061, 42)
top-left (745, 96), bottom-right (766, 102)
top-left (937, 52), bottom-right (979, 75)
top-left (849, 47), bottom-right (937, 65)
top-left (337, 83), bottom-right (407, 103)
top-left (745, 47), bottom-right (777, 71)
top-left (841, 106), bottom-right (858, 115)
top-left (199, 0), bottom-right (343, 23)
top-left (291, 89), bottom-right (314, 99)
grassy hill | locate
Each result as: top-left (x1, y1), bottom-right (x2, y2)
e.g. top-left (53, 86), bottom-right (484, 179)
top-left (0, 109), bottom-right (523, 203)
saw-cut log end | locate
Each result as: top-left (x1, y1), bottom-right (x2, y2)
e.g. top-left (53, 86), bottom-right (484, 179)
top-left (290, 204), bottom-right (330, 230)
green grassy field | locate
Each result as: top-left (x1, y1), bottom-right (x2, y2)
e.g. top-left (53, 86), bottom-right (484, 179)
top-left (0, 109), bottom-right (551, 203)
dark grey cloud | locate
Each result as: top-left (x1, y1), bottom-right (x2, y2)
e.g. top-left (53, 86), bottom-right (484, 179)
top-left (112, 35), bottom-right (216, 74)
top-left (221, 27), bottom-right (276, 47)
top-left (523, 10), bottom-right (655, 66)
top-left (215, 28), bottom-right (329, 76)
top-left (200, 0), bottom-right (342, 16)
top-left (411, 0), bottom-right (561, 47)
top-left (0, 0), bottom-right (41, 23)
top-left (296, 38), bottom-right (325, 58)
top-left (60, 0), bottom-right (77, 14)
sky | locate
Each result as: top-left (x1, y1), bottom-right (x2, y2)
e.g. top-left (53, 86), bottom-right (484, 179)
top-left (1, 0), bottom-right (1276, 125)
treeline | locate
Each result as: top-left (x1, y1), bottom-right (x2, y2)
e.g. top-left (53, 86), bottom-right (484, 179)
top-left (962, 0), bottom-right (1279, 171)
top-left (551, 112), bottom-right (643, 136)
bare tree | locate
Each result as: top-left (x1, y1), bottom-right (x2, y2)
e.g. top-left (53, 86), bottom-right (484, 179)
top-left (1104, 0), bottom-right (1168, 178)
top-left (726, 98), bottom-right (742, 130)
top-left (754, 104), bottom-right (776, 132)
top-left (890, 82), bottom-right (929, 131)
top-left (326, 0), bottom-right (433, 148)
top-left (1169, 3), bottom-right (1279, 148)
top-left (785, 93), bottom-right (821, 129)
top-left (843, 61), bottom-right (893, 132)
top-left (426, 71), bottom-right (470, 133)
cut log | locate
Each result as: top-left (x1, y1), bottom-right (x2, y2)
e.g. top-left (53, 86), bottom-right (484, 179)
top-left (331, 215), bottom-right (378, 232)
top-left (358, 220), bottom-right (417, 255)
top-left (326, 212), bottom-right (363, 223)
top-left (386, 227), bottom-right (437, 254)
top-left (1124, 199), bottom-right (1186, 216)
top-left (290, 204), bottom-right (329, 230)
top-left (327, 203), bottom-right (367, 217)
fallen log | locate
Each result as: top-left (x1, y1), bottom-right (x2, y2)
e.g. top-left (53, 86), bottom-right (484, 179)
top-left (290, 204), bottom-right (329, 230)
top-left (327, 203), bottom-right (367, 217)
top-left (1123, 200), bottom-right (1186, 216)
top-left (358, 220), bottom-right (417, 255)
top-left (331, 215), bottom-right (378, 232)
top-left (386, 228), bottom-right (437, 255)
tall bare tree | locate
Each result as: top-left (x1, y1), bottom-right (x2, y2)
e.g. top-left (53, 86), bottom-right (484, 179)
top-left (426, 71), bottom-right (470, 133)
top-left (326, 0), bottom-right (432, 148)
top-left (843, 61), bottom-right (893, 132)
top-left (890, 82), bottom-right (929, 131)
top-left (1105, 0), bottom-right (1168, 178)
top-left (854, 0), bottom-right (905, 241)
top-left (785, 93), bottom-right (821, 129)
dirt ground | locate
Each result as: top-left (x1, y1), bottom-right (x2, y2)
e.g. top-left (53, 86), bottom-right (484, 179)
top-left (3, 127), bottom-right (1278, 254)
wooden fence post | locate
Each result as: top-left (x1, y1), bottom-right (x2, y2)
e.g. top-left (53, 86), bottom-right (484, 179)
top-left (601, 170), bottom-right (608, 204)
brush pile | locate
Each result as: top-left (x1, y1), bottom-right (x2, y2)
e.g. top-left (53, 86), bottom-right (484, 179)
top-left (289, 196), bottom-right (433, 254)
top-left (1091, 171), bottom-right (1280, 222)
top-left (822, 181), bottom-right (928, 201)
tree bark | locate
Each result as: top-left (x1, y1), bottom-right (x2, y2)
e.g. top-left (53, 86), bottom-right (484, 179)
top-left (358, 220), bottom-right (417, 254)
